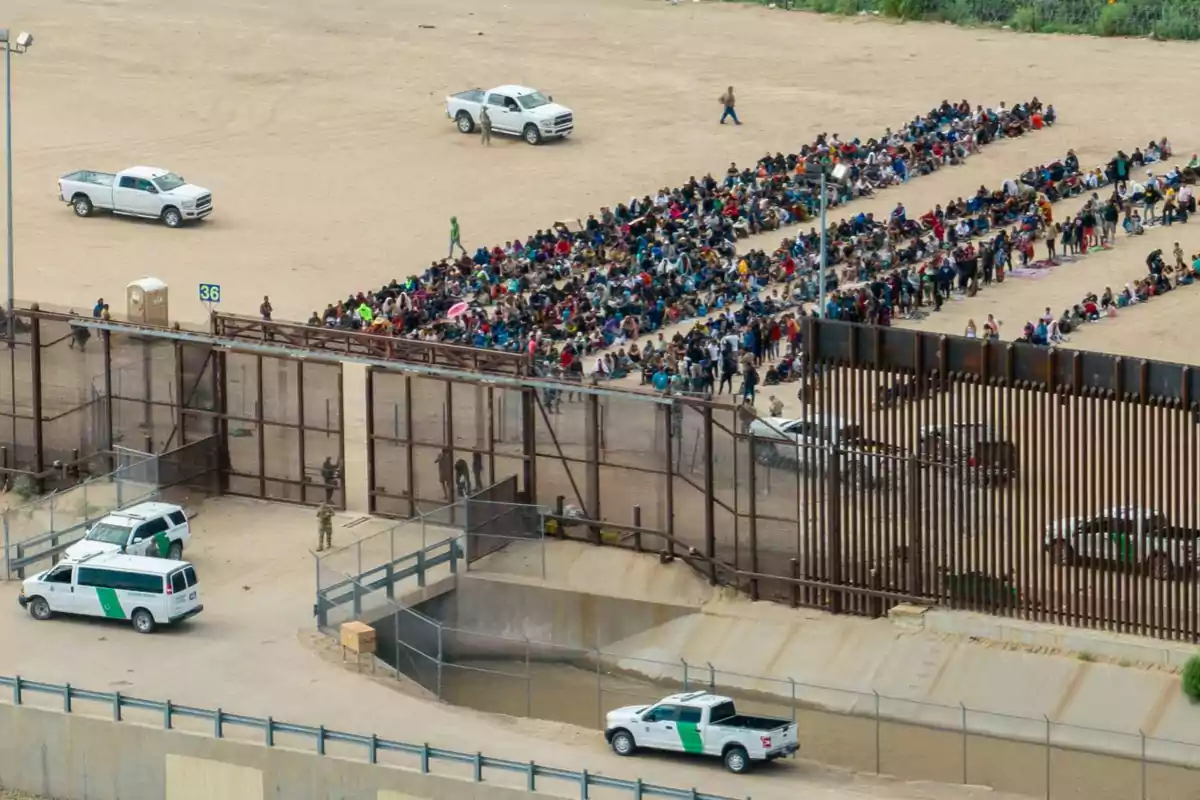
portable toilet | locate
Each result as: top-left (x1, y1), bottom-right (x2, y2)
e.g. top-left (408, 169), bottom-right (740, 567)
top-left (126, 277), bottom-right (169, 326)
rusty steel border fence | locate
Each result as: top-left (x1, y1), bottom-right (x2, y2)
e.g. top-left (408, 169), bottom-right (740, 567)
top-left (7, 307), bottom-right (1199, 642)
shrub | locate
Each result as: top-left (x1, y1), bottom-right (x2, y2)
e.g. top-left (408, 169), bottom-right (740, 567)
top-left (1096, 2), bottom-right (1136, 35)
top-left (881, 0), bottom-right (931, 19)
top-left (10, 475), bottom-right (37, 503)
top-left (836, 0), bottom-right (861, 14)
top-left (1184, 655), bottom-right (1200, 703)
top-left (1011, 6), bottom-right (1040, 30)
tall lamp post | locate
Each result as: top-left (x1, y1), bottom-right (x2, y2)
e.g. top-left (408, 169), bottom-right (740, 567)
top-left (2, 29), bottom-right (34, 342)
top-left (804, 161), bottom-right (849, 319)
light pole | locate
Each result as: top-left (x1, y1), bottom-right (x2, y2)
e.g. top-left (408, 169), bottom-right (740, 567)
top-left (1, 29), bottom-right (33, 342)
top-left (805, 161), bottom-right (849, 320)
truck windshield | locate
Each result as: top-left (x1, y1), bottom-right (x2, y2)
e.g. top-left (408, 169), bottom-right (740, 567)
top-left (518, 92), bottom-right (551, 110)
top-left (86, 522), bottom-right (131, 545)
top-left (153, 173), bottom-right (187, 192)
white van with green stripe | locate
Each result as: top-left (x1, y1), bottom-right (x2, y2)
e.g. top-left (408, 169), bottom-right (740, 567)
top-left (18, 552), bottom-right (202, 634)
top-left (605, 692), bottom-right (799, 773)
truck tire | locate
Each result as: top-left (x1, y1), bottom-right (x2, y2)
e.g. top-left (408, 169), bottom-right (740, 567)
top-left (456, 111), bottom-right (475, 134)
top-left (162, 207), bottom-right (183, 228)
top-left (609, 729), bottom-right (636, 756)
top-left (168, 541), bottom-right (183, 561)
top-left (72, 195), bottom-right (93, 218)
top-left (523, 124), bottom-right (542, 146)
top-left (723, 745), bottom-right (750, 774)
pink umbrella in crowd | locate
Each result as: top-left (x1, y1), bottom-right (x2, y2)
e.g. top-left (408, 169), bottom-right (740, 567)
top-left (447, 301), bottom-right (470, 319)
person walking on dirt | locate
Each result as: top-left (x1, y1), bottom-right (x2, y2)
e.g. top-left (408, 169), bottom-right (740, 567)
top-left (316, 502), bottom-right (334, 551)
top-left (719, 86), bottom-right (740, 126)
top-left (480, 106), bottom-right (493, 146)
top-left (449, 216), bottom-right (467, 259)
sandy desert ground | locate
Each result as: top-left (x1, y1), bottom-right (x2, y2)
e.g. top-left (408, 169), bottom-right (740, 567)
top-left (5, 0), bottom-right (1200, 796)
top-left (4, 0), bottom-right (1200, 369)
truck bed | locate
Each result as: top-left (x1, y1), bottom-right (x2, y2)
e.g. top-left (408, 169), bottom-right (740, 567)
top-left (451, 89), bottom-right (485, 103)
top-left (710, 714), bottom-right (791, 731)
top-left (61, 170), bottom-right (116, 186)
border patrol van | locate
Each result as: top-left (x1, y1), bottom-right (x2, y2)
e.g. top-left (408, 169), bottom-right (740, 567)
top-left (18, 552), bottom-right (203, 634)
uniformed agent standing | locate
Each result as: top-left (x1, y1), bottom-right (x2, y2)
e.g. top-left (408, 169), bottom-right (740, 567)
top-left (320, 456), bottom-right (339, 503)
top-left (316, 502), bottom-right (334, 551)
top-left (479, 106), bottom-right (493, 146)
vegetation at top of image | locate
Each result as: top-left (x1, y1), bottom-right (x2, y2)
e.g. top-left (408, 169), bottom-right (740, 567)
top-left (1183, 655), bottom-right (1200, 703)
top-left (737, 0), bottom-right (1200, 40)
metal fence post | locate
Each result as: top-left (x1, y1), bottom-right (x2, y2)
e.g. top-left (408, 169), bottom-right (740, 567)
top-left (113, 690), bottom-right (121, 722)
top-left (436, 625), bottom-right (444, 700)
top-left (789, 677), bottom-right (796, 723)
top-left (4, 512), bottom-right (10, 582)
top-left (682, 658), bottom-right (689, 692)
top-left (1139, 728), bottom-right (1146, 800)
top-left (633, 778), bottom-right (643, 800)
top-left (960, 703), bottom-right (967, 784)
top-left (356, 539), bottom-right (363, 581)
top-left (473, 751), bottom-right (483, 782)
top-left (874, 690), bottom-right (881, 774)
top-left (527, 761), bottom-right (536, 792)
top-left (595, 650), bottom-right (603, 728)
top-left (525, 636), bottom-right (532, 717)
top-left (579, 768), bottom-right (589, 800)
top-left (63, 683), bottom-right (72, 713)
top-left (1044, 715), bottom-right (1051, 800)
top-left (420, 743), bottom-right (429, 773)
top-left (369, 734), bottom-right (378, 765)
top-left (417, 547), bottom-right (426, 587)
top-left (265, 716), bottom-right (274, 747)
top-left (164, 699), bottom-right (173, 730)
top-left (10, 675), bottom-right (20, 706)
top-left (215, 708), bottom-right (224, 739)
top-left (706, 661), bottom-right (715, 692)
top-left (394, 613), bottom-right (402, 680)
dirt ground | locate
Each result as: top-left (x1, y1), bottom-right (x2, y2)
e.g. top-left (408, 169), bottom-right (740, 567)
top-left (4, 0), bottom-right (1200, 373)
top-left (0, 496), bottom-right (1030, 800)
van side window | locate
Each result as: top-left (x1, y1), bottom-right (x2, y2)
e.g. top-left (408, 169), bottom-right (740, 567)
top-left (183, 566), bottom-right (198, 587)
top-left (168, 510), bottom-right (187, 527)
top-left (170, 571), bottom-right (187, 594)
top-left (78, 567), bottom-right (164, 594)
top-left (45, 565), bottom-right (74, 584)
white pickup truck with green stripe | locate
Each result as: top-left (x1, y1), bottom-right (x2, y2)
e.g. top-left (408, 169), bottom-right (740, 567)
top-left (605, 692), bottom-right (799, 773)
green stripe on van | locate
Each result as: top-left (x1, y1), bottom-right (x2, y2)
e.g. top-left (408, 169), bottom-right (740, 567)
top-left (677, 722), bottom-right (704, 754)
top-left (96, 588), bottom-right (126, 619)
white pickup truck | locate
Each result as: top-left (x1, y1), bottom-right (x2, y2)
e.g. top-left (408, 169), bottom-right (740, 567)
top-left (604, 692), bottom-right (799, 773)
top-left (446, 85), bottom-right (573, 145)
top-left (58, 166), bottom-right (213, 228)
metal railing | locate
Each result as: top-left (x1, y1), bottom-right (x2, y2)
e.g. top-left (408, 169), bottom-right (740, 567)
top-left (2, 450), bottom-right (160, 579)
top-left (0, 674), bottom-right (739, 800)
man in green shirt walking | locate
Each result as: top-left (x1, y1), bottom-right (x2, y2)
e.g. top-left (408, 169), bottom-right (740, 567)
top-left (449, 216), bottom-right (467, 259)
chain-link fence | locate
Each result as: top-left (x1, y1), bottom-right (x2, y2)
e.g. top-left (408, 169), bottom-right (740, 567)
top-left (381, 614), bottom-right (1199, 800)
top-left (2, 448), bottom-right (159, 579)
top-left (755, 0), bottom-right (1200, 40)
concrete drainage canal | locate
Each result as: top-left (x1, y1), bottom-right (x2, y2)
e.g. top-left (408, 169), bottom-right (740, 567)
top-left (362, 574), bottom-right (707, 730)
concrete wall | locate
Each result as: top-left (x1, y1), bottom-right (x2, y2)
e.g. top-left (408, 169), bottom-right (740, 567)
top-left (433, 574), bottom-right (697, 656)
top-left (0, 703), bottom-right (539, 800)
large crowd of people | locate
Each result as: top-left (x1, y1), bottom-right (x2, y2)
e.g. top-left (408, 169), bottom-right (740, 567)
top-left (302, 99), bottom-right (1056, 393)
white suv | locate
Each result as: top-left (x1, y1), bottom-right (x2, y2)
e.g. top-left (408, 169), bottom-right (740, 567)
top-left (64, 502), bottom-right (191, 562)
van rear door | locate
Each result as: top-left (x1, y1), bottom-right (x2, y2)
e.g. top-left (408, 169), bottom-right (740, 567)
top-left (167, 565), bottom-right (201, 619)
